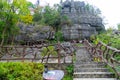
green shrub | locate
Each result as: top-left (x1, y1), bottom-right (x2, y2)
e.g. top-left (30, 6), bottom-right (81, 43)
top-left (63, 65), bottom-right (73, 80)
top-left (0, 62), bottom-right (44, 80)
top-left (63, 75), bottom-right (73, 80)
top-left (91, 30), bottom-right (120, 49)
top-left (55, 31), bottom-right (64, 42)
top-left (66, 65), bottom-right (74, 76)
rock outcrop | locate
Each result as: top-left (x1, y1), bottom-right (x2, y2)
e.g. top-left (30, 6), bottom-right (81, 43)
top-left (61, 0), bottom-right (105, 40)
top-left (62, 24), bottom-right (97, 40)
top-left (15, 23), bottom-right (55, 42)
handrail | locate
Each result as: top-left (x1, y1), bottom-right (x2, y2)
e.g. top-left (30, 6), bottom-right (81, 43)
top-left (82, 39), bottom-right (120, 79)
top-left (0, 42), bottom-right (78, 64)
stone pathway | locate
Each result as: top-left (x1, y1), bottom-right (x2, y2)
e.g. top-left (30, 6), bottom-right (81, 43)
top-left (73, 47), bottom-right (117, 80)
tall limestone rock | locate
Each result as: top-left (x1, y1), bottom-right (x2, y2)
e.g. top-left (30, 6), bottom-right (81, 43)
top-left (61, 0), bottom-right (105, 40)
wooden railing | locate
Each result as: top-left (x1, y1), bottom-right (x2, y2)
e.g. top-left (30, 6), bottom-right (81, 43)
top-left (82, 39), bottom-right (120, 79)
top-left (0, 42), bottom-right (78, 64)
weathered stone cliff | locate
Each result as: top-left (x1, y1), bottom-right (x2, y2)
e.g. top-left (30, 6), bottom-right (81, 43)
top-left (61, 0), bottom-right (105, 40)
top-left (15, 23), bottom-right (55, 42)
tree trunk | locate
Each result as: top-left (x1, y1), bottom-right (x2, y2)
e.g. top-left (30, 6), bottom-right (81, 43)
top-left (46, 53), bottom-right (50, 63)
top-left (11, 35), bottom-right (15, 45)
top-left (1, 27), bottom-right (7, 46)
top-left (0, 27), bottom-right (7, 58)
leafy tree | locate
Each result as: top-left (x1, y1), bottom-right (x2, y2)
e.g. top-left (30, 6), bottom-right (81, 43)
top-left (20, 14), bottom-right (33, 24)
top-left (33, 7), bottom-right (43, 23)
top-left (27, 1), bottom-right (35, 8)
top-left (0, 0), bottom-right (31, 46)
top-left (33, 5), bottom-right (61, 32)
top-left (43, 5), bottom-right (61, 29)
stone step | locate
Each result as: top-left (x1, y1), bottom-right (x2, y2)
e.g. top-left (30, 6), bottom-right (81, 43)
top-left (74, 72), bottom-right (115, 78)
top-left (74, 48), bottom-right (116, 79)
top-left (74, 61), bottom-right (105, 64)
top-left (74, 64), bottom-right (106, 68)
top-left (73, 78), bottom-right (117, 80)
top-left (74, 68), bottom-right (109, 72)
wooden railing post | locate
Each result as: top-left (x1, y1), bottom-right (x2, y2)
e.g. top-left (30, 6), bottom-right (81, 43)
top-left (82, 39), bottom-right (120, 79)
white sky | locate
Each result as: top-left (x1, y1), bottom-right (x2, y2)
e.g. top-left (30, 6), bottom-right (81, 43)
top-left (27, 0), bottom-right (120, 29)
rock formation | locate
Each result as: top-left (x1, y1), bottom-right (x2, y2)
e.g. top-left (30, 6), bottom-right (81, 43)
top-left (61, 0), bottom-right (105, 40)
top-left (15, 23), bottom-right (55, 43)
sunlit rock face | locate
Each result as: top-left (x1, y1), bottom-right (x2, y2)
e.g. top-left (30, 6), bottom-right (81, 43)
top-left (61, 0), bottom-right (105, 40)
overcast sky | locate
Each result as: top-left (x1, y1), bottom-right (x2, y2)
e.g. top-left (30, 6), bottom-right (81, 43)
top-left (27, 0), bottom-right (120, 29)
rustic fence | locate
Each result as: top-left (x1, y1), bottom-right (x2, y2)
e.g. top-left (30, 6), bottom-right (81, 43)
top-left (83, 39), bottom-right (120, 79)
top-left (0, 42), bottom-right (78, 63)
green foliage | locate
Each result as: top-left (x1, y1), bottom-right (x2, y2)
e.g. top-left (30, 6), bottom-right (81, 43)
top-left (106, 65), bottom-right (120, 79)
top-left (61, 15), bottom-right (72, 25)
top-left (41, 46), bottom-right (57, 57)
top-left (47, 31), bottom-right (64, 44)
top-left (20, 14), bottom-right (33, 24)
top-left (66, 65), bottom-right (74, 75)
top-left (114, 54), bottom-right (120, 61)
top-left (0, 0), bottom-right (31, 46)
top-left (91, 28), bottom-right (120, 72)
top-left (116, 66), bottom-right (120, 72)
top-left (27, 1), bottom-right (35, 8)
top-left (43, 5), bottom-right (61, 31)
top-left (33, 5), bottom-right (61, 31)
top-left (91, 29), bottom-right (120, 49)
top-left (76, 43), bottom-right (83, 47)
top-left (63, 65), bottom-right (73, 80)
top-left (63, 75), bottom-right (73, 80)
top-left (0, 62), bottom-right (44, 80)
top-left (55, 31), bottom-right (64, 41)
top-left (33, 7), bottom-right (43, 22)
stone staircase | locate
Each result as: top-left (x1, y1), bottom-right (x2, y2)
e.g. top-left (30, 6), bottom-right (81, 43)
top-left (73, 47), bottom-right (117, 80)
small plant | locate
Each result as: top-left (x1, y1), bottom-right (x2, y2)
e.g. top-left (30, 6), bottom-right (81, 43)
top-left (66, 65), bottom-right (74, 76)
top-left (55, 31), bottom-right (64, 42)
top-left (41, 45), bottom-right (58, 63)
top-left (41, 46), bottom-right (57, 57)
top-left (63, 65), bottom-right (74, 80)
